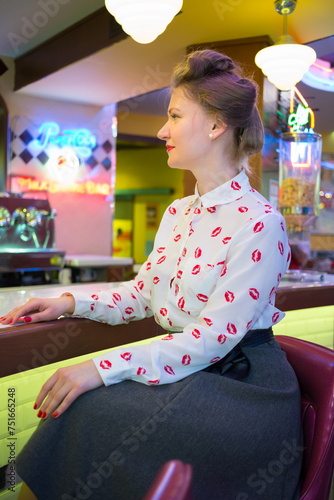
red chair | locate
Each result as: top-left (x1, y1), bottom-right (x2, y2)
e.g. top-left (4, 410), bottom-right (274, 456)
top-left (143, 336), bottom-right (334, 500)
top-left (276, 335), bottom-right (334, 500)
top-left (142, 459), bottom-right (192, 500)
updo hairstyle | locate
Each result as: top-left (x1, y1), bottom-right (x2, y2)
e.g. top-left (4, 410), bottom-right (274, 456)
top-left (171, 50), bottom-right (264, 161)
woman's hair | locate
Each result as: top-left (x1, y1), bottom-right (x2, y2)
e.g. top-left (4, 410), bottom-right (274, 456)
top-left (171, 50), bottom-right (264, 163)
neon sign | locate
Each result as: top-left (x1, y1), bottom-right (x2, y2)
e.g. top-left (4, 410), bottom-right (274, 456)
top-left (15, 177), bottom-right (111, 196)
top-left (288, 104), bottom-right (314, 132)
top-left (31, 122), bottom-right (97, 158)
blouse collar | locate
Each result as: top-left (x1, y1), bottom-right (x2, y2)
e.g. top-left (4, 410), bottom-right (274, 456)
top-left (193, 170), bottom-right (252, 208)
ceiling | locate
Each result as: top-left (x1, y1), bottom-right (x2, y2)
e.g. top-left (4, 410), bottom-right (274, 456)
top-left (0, 0), bottom-right (333, 132)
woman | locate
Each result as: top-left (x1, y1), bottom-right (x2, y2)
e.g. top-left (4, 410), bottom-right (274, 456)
top-left (3, 50), bottom-right (302, 500)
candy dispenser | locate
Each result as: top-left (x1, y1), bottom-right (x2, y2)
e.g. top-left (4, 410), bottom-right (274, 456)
top-left (278, 132), bottom-right (322, 259)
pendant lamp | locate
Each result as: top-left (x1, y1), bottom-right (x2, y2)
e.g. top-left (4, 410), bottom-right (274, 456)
top-left (255, 0), bottom-right (316, 91)
top-left (105, 0), bottom-right (183, 44)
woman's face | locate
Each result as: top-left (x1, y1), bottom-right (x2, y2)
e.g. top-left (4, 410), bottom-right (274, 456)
top-left (157, 88), bottom-right (215, 172)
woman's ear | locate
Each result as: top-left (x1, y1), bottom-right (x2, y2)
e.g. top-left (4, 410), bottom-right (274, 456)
top-left (210, 118), bottom-right (227, 139)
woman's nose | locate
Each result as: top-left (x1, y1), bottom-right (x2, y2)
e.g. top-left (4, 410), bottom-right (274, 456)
top-left (157, 122), bottom-right (169, 141)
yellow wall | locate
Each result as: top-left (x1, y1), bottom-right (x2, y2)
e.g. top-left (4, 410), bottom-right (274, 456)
top-left (115, 145), bottom-right (184, 264)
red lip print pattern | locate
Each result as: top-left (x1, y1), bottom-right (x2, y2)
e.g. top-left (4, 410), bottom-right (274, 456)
top-left (157, 247), bottom-right (165, 253)
top-left (178, 297), bottom-right (185, 309)
top-left (192, 265), bottom-right (201, 275)
top-left (90, 303), bottom-right (95, 311)
top-left (164, 365), bottom-right (175, 375)
top-left (238, 206), bottom-right (248, 213)
top-left (218, 334), bottom-right (227, 344)
top-left (91, 294), bottom-right (99, 300)
top-left (197, 293), bottom-right (209, 302)
top-left (160, 308), bottom-right (168, 316)
top-left (194, 207), bottom-right (201, 214)
top-left (153, 276), bottom-right (160, 284)
top-left (177, 270), bottom-right (183, 279)
top-left (211, 227), bottom-right (222, 237)
top-left (137, 367), bottom-right (147, 375)
top-left (278, 241), bottom-right (284, 255)
top-left (210, 356), bottom-right (221, 363)
top-left (246, 320), bottom-right (252, 330)
top-left (174, 234), bottom-right (181, 242)
top-left (227, 323), bottom-right (237, 335)
top-left (146, 262), bottom-right (151, 270)
top-left (194, 247), bottom-right (202, 258)
top-left (168, 207), bottom-right (176, 215)
top-left (272, 312), bottom-right (280, 323)
top-left (220, 265), bottom-right (227, 277)
top-left (148, 380), bottom-right (160, 385)
top-left (203, 317), bottom-right (213, 326)
top-left (182, 354), bottom-right (191, 365)
top-left (251, 249), bottom-right (262, 262)
top-left (231, 181), bottom-right (241, 190)
top-left (174, 283), bottom-right (179, 295)
top-left (253, 221), bottom-right (264, 233)
top-left (222, 237), bottom-right (231, 244)
top-left (207, 206), bottom-right (216, 213)
top-left (137, 281), bottom-right (144, 290)
top-left (162, 334), bottom-right (174, 340)
top-left (124, 307), bottom-right (134, 315)
top-left (121, 352), bottom-right (132, 361)
top-left (112, 293), bottom-right (121, 302)
top-left (249, 288), bottom-right (260, 300)
top-left (224, 291), bottom-right (235, 303)
top-left (157, 256), bottom-right (166, 264)
top-left (100, 360), bottom-right (112, 370)
top-left (182, 248), bottom-right (187, 257)
top-left (192, 328), bottom-right (201, 339)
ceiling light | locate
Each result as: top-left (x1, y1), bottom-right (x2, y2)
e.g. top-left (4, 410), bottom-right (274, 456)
top-left (104, 0), bottom-right (183, 44)
top-left (255, 0), bottom-right (316, 91)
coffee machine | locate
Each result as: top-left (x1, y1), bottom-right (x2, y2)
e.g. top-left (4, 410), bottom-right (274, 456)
top-left (0, 192), bottom-right (65, 286)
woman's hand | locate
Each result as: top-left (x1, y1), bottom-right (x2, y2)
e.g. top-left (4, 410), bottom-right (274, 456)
top-left (34, 360), bottom-right (104, 419)
top-left (0, 294), bottom-right (75, 325)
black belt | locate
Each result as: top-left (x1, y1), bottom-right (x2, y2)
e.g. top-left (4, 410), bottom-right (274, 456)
top-left (203, 327), bottom-right (274, 380)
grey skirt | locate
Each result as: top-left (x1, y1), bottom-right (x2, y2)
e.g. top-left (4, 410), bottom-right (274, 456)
top-left (16, 339), bottom-right (303, 500)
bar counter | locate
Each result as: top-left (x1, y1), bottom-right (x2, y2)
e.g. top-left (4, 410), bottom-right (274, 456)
top-left (0, 279), bottom-right (333, 500)
top-left (0, 279), bottom-right (333, 378)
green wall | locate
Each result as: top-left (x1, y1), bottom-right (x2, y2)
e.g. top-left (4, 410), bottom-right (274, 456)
top-left (115, 145), bottom-right (184, 264)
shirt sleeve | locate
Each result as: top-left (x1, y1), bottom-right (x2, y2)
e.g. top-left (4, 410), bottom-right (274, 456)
top-left (92, 211), bottom-right (291, 386)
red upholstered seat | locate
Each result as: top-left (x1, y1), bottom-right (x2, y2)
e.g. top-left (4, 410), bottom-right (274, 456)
top-left (276, 336), bottom-right (334, 500)
top-left (142, 459), bottom-right (192, 500)
top-left (142, 336), bottom-right (334, 500)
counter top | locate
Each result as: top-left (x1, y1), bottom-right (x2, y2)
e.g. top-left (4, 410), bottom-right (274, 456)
top-left (65, 254), bottom-right (133, 267)
top-left (0, 280), bottom-right (333, 378)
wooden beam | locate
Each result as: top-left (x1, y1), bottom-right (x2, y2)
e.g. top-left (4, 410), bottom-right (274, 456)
top-left (14, 7), bottom-right (128, 90)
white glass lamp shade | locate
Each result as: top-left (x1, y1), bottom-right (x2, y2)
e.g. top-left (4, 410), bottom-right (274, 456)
top-left (105, 0), bottom-right (183, 44)
top-left (255, 43), bottom-right (316, 91)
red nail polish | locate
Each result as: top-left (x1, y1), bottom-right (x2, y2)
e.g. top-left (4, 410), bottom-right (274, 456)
top-left (24, 316), bottom-right (32, 323)
top-left (37, 410), bottom-right (43, 418)
top-left (33, 403), bottom-right (38, 410)
top-left (42, 412), bottom-right (47, 419)
top-left (9, 319), bottom-right (13, 324)
top-left (52, 411), bottom-right (59, 418)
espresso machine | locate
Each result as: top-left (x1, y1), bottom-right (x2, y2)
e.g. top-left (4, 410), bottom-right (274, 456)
top-left (0, 192), bottom-right (65, 286)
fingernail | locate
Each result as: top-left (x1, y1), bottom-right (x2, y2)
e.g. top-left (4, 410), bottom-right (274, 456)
top-left (33, 403), bottom-right (38, 410)
top-left (52, 411), bottom-right (59, 418)
top-left (37, 410), bottom-right (43, 418)
top-left (42, 412), bottom-right (47, 419)
top-left (2, 317), bottom-right (7, 321)
top-left (24, 316), bottom-right (32, 323)
top-left (9, 319), bottom-right (13, 324)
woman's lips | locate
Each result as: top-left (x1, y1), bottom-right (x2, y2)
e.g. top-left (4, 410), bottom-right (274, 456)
top-left (166, 145), bottom-right (175, 153)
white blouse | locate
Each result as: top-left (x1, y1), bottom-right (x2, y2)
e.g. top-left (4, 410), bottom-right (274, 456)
top-left (71, 170), bottom-right (290, 386)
